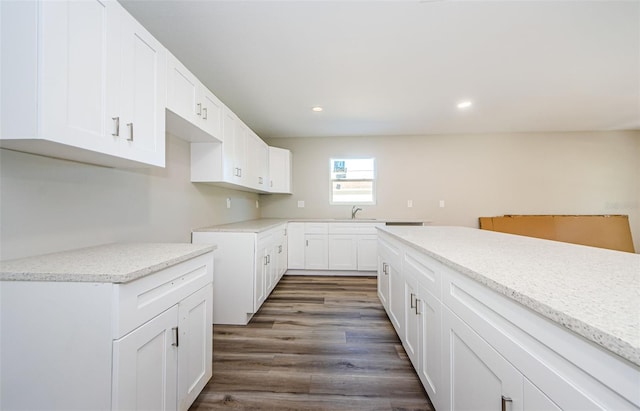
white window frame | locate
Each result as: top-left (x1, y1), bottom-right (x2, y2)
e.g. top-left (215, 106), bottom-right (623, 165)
top-left (329, 158), bottom-right (377, 205)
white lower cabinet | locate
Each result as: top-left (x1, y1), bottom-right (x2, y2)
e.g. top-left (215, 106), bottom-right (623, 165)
top-left (192, 223), bottom-right (287, 325)
top-left (356, 235), bottom-right (378, 271)
top-left (287, 222), bottom-right (305, 269)
top-left (442, 305), bottom-right (523, 411)
top-left (112, 305), bottom-right (179, 411)
top-left (0, 251), bottom-right (214, 411)
top-left (377, 230), bottom-right (640, 411)
top-left (288, 222), bottom-right (383, 273)
top-left (305, 234), bottom-right (329, 269)
top-left (328, 235), bottom-right (358, 270)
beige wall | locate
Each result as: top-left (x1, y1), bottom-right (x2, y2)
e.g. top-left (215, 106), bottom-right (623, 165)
top-left (2, 131), bottom-right (638, 260)
top-left (261, 131), bottom-right (640, 252)
top-left (0, 136), bottom-right (259, 260)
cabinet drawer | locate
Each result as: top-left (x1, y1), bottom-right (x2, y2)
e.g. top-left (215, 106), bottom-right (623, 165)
top-left (304, 222), bottom-right (328, 234)
top-left (113, 253), bottom-right (214, 338)
top-left (328, 222), bottom-right (383, 235)
top-left (403, 249), bottom-right (442, 301)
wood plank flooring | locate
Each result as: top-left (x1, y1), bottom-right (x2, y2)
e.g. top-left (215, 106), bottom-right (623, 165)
top-left (189, 275), bottom-right (434, 411)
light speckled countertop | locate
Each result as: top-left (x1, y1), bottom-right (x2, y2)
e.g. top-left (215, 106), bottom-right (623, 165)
top-left (193, 219), bottom-right (289, 233)
top-left (0, 243), bottom-right (216, 283)
top-left (193, 218), bottom-right (426, 233)
top-left (379, 226), bottom-right (640, 366)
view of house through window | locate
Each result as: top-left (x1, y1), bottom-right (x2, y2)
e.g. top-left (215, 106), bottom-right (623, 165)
top-left (330, 158), bottom-right (376, 204)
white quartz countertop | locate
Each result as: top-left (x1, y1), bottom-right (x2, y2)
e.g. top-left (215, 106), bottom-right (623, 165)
top-left (379, 226), bottom-right (640, 366)
top-left (192, 218), bottom-right (426, 233)
top-left (193, 219), bottom-right (289, 233)
top-left (0, 243), bottom-right (216, 283)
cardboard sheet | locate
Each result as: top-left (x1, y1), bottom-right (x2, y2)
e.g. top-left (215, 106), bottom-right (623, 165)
top-left (479, 215), bottom-right (635, 253)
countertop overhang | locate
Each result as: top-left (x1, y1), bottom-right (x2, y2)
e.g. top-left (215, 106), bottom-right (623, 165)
top-left (0, 243), bottom-right (216, 283)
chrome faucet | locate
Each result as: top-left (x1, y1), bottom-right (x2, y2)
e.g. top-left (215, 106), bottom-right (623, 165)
top-left (351, 206), bottom-right (363, 219)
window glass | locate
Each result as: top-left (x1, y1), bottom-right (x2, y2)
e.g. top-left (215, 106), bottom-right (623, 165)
top-left (330, 158), bottom-right (376, 204)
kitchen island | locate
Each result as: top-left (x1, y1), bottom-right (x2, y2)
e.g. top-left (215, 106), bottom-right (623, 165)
top-left (377, 225), bottom-right (639, 410)
top-left (1, 243), bottom-right (215, 411)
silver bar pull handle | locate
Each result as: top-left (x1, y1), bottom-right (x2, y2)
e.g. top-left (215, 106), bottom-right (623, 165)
top-left (306, 240), bottom-right (309, 247)
top-left (171, 327), bottom-right (179, 347)
top-left (196, 102), bottom-right (202, 116)
top-left (264, 256), bottom-right (268, 265)
top-left (203, 107), bottom-right (208, 119)
top-left (112, 117), bottom-right (120, 136)
top-left (501, 396), bottom-right (512, 411)
top-left (126, 123), bottom-right (133, 141)
top-left (410, 293), bottom-right (416, 309)
top-left (415, 298), bottom-right (420, 315)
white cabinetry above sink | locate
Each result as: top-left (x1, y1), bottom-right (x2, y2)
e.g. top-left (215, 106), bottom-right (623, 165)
top-left (288, 221), bottom-right (383, 273)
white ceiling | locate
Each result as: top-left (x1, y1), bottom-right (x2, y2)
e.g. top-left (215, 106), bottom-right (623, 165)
top-left (120, 0), bottom-right (640, 139)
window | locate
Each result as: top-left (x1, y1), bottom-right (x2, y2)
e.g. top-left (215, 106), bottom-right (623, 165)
top-left (330, 158), bottom-right (376, 205)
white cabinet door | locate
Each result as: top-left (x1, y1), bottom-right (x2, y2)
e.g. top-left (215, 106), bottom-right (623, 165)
top-left (388, 259), bottom-right (404, 336)
top-left (245, 131), bottom-right (268, 190)
top-left (177, 284), bottom-right (213, 411)
top-left (232, 119), bottom-right (248, 185)
top-left (305, 235), bottom-right (328, 270)
top-left (1, 0), bottom-right (165, 168)
top-left (442, 306), bottom-right (523, 411)
top-left (40, 0), bottom-right (118, 155)
top-left (328, 235), bottom-right (358, 270)
top-left (255, 245), bottom-right (267, 310)
top-left (268, 146), bottom-right (292, 194)
top-left (166, 52), bottom-right (199, 126)
top-left (199, 87), bottom-right (223, 141)
top-left (287, 223), bottom-right (305, 269)
top-left (222, 108), bottom-right (237, 181)
top-left (118, 9), bottom-right (165, 167)
top-left (357, 235), bottom-right (378, 271)
top-left (403, 273), bottom-right (419, 370)
top-left (112, 305), bottom-right (179, 411)
top-left (378, 236), bottom-right (400, 310)
top-left (166, 51), bottom-right (222, 143)
top-left (377, 254), bottom-right (390, 309)
top-left (417, 283), bottom-right (442, 410)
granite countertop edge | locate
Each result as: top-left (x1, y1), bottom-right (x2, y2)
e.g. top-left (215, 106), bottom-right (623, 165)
top-left (0, 244), bottom-right (216, 284)
top-left (379, 227), bottom-right (640, 367)
top-left (192, 218), bottom-right (428, 233)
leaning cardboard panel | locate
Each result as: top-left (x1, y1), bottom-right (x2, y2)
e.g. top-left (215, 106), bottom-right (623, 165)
top-left (479, 215), bottom-right (635, 253)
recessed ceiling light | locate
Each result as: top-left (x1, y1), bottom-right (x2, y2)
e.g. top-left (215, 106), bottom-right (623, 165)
top-left (312, 106), bottom-right (323, 112)
top-left (457, 101), bottom-right (473, 109)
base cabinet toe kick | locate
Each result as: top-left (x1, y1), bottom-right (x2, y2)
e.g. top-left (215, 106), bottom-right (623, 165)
top-left (376, 228), bottom-right (640, 411)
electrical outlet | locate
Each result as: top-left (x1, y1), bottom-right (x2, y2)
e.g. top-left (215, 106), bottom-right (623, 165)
top-left (439, 200), bottom-right (445, 208)
top-left (407, 200), bottom-right (413, 208)
top-left (226, 198), bottom-right (231, 209)
top-left (297, 200), bottom-right (305, 208)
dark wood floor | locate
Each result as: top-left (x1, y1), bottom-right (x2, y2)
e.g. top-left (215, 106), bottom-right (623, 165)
top-left (190, 275), bottom-right (434, 411)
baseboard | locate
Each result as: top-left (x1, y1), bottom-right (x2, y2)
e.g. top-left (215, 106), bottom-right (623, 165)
top-left (285, 269), bottom-right (376, 277)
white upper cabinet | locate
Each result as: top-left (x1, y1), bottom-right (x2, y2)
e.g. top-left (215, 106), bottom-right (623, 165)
top-left (0, 0), bottom-right (166, 168)
top-left (165, 52), bottom-right (223, 143)
top-left (118, 8), bottom-right (166, 166)
top-left (246, 130), bottom-right (269, 190)
top-left (190, 107), bottom-right (272, 193)
top-left (268, 146), bottom-right (292, 194)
